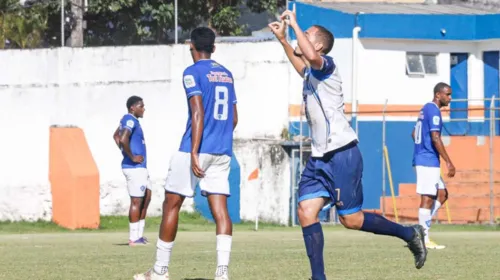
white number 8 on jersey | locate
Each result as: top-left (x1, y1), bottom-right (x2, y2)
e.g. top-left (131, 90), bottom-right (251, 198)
top-left (214, 86), bottom-right (229, 121)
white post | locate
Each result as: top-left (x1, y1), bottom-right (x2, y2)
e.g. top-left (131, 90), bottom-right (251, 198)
top-left (174, 0), bottom-right (178, 44)
top-left (61, 0), bottom-right (65, 47)
top-left (382, 99), bottom-right (388, 217)
top-left (489, 96), bottom-right (495, 225)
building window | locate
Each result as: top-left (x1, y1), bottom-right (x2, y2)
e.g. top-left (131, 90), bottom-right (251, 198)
top-left (406, 52), bottom-right (438, 76)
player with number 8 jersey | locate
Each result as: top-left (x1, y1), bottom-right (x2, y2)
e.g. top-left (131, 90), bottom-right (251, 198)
top-left (178, 61), bottom-right (237, 157)
top-left (133, 27), bottom-right (237, 280)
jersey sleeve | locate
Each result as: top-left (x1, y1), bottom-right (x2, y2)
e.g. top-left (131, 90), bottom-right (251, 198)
top-left (120, 116), bottom-right (136, 133)
top-left (310, 55), bottom-right (336, 80)
top-left (426, 105), bottom-right (442, 132)
top-left (182, 67), bottom-right (202, 99)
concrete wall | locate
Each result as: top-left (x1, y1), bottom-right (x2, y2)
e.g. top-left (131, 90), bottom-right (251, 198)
top-left (2, 38), bottom-right (499, 222)
top-left (0, 43), bottom-right (293, 224)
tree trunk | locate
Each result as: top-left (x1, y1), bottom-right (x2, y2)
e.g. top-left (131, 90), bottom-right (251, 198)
top-left (70, 0), bottom-right (84, 47)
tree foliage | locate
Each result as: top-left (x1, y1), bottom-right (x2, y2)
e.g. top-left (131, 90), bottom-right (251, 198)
top-left (0, 0), bottom-right (286, 48)
top-left (0, 0), bottom-right (58, 49)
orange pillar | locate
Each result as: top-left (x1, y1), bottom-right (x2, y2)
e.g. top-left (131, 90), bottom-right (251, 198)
top-left (49, 127), bottom-right (100, 229)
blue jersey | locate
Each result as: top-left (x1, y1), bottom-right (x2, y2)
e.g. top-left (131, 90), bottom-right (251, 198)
top-left (119, 114), bottom-right (147, 169)
top-left (179, 59), bottom-right (237, 156)
top-left (412, 102), bottom-right (442, 167)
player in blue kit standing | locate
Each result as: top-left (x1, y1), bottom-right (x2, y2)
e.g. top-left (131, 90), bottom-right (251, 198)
top-left (113, 95), bottom-right (152, 246)
top-left (412, 82), bottom-right (455, 250)
top-left (269, 7), bottom-right (428, 280)
top-left (134, 27), bottom-right (238, 280)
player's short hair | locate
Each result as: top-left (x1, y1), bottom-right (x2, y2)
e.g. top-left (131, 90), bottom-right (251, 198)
top-left (312, 25), bottom-right (334, 54)
top-left (126, 95), bottom-right (143, 110)
top-left (433, 82), bottom-right (450, 95)
top-left (191, 27), bottom-right (216, 53)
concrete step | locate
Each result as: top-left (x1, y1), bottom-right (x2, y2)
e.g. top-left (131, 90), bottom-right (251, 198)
top-left (381, 195), bottom-right (500, 209)
top-left (443, 170), bottom-right (500, 183)
top-left (377, 207), bottom-right (500, 223)
top-left (398, 182), bottom-right (500, 196)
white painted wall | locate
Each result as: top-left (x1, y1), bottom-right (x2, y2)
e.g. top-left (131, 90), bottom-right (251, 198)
top-left (3, 38), bottom-right (500, 223)
top-left (0, 43), bottom-right (293, 224)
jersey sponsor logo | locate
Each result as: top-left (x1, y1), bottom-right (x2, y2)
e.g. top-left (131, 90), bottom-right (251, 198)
top-left (206, 71), bottom-right (233, 83)
top-left (433, 116), bottom-right (440, 125)
top-left (126, 119), bottom-right (135, 128)
top-left (183, 75), bottom-right (196, 88)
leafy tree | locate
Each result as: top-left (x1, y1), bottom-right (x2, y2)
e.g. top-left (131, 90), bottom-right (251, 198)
top-left (0, 0), bottom-right (286, 48)
top-left (0, 0), bottom-right (56, 49)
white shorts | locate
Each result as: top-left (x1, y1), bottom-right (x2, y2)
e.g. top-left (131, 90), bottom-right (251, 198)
top-left (164, 151), bottom-right (231, 197)
top-left (415, 166), bottom-right (446, 196)
top-left (122, 167), bottom-right (152, 197)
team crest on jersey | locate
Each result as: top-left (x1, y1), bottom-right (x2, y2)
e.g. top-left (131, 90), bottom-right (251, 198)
top-left (433, 116), bottom-right (440, 125)
top-left (184, 75), bottom-right (196, 88)
top-left (126, 119), bottom-right (134, 128)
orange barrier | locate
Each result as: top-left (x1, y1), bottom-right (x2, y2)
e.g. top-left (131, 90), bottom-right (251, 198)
top-left (49, 127), bottom-right (100, 229)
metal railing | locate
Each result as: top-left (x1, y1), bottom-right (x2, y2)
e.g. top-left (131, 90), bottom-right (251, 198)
top-left (293, 97), bottom-right (499, 225)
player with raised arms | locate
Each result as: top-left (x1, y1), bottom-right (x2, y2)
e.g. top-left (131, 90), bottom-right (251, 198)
top-left (113, 95), bottom-right (152, 246)
top-left (412, 82), bottom-right (455, 250)
top-left (269, 7), bottom-right (428, 279)
top-left (133, 27), bottom-right (238, 280)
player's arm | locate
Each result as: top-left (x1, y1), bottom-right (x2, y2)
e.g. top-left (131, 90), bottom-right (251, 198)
top-left (411, 125), bottom-right (416, 142)
top-left (113, 126), bottom-right (121, 148)
top-left (231, 85), bottom-right (238, 131)
top-left (282, 9), bottom-right (323, 70)
top-left (233, 104), bottom-right (238, 131)
top-left (268, 21), bottom-right (306, 77)
top-left (431, 131), bottom-right (452, 162)
top-left (183, 68), bottom-right (205, 177)
top-left (428, 110), bottom-right (455, 177)
top-left (190, 96), bottom-right (204, 156)
top-left (119, 128), bottom-right (134, 159)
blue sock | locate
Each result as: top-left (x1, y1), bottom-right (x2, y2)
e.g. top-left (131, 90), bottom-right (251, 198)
top-left (360, 212), bottom-right (415, 242)
top-left (302, 222), bottom-right (326, 280)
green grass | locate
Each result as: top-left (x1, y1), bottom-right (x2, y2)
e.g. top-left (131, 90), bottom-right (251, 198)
top-left (0, 212), bottom-right (498, 234)
top-left (0, 229), bottom-right (499, 279)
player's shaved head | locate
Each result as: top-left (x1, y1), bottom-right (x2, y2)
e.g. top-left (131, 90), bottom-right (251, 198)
top-left (312, 25), bottom-right (334, 54)
top-left (433, 82), bottom-right (450, 95)
top-left (191, 27), bottom-right (216, 54)
top-left (433, 82), bottom-right (452, 107)
top-left (126, 95), bottom-right (143, 110)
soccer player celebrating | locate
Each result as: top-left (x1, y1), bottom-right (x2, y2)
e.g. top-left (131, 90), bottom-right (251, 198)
top-left (113, 95), bottom-right (152, 246)
top-left (134, 27), bottom-right (238, 280)
top-left (412, 82), bottom-right (455, 250)
top-left (269, 8), bottom-right (428, 279)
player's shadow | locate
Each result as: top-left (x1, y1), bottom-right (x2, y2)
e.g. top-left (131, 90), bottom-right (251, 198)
top-left (112, 243), bottom-right (130, 246)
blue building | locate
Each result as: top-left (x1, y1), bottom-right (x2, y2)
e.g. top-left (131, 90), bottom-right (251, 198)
top-left (286, 1), bottom-right (500, 216)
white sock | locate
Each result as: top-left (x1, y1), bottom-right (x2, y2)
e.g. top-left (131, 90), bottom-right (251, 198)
top-left (129, 222), bottom-right (140, 241)
top-left (154, 239), bottom-right (174, 275)
top-left (216, 234), bottom-right (232, 275)
top-left (431, 201), bottom-right (442, 217)
top-left (418, 208), bottom-right (432, 243)
top-left (138, 219), bottom-right (145, 238)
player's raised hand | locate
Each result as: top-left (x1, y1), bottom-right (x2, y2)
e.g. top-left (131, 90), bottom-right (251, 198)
top-left (280, 6), bottom-right (297, 27)
top-left (191, 153), bottom-right (205, 178)
top-left (268, 21), bottom-right (286, 41)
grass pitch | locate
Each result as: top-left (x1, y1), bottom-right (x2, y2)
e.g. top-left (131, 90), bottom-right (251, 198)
top-left (0, 215), bottom-right (499, 280)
